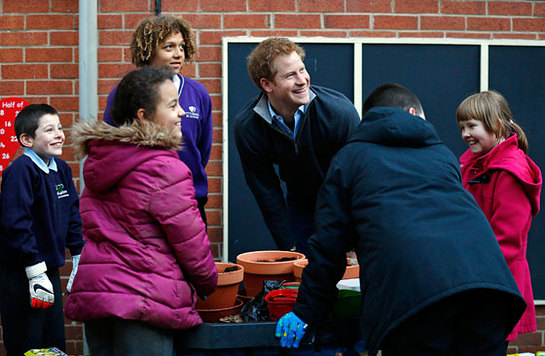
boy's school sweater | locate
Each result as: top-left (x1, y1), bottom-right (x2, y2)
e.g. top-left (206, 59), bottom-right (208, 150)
top-left (0, 149), bottom-right (84, 269)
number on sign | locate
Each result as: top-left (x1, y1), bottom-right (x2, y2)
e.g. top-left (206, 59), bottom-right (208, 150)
top-left (0, 97), bottom-right (29, 171)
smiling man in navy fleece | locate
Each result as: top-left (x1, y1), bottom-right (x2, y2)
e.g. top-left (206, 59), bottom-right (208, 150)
top-left (234, 37), bottom-right (361, 254)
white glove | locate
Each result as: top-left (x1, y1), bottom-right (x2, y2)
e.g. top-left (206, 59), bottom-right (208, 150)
top-left (66, 254), bottom-right (80, 293)
top-left (26, 262), bottom-right (54, 309)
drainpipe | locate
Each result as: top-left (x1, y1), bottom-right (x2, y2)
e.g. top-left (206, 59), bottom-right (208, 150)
top-left (78, 0), bottom-right (97, 192)
top-left (78, 2), bottom-right (97, 353)
top-left (155, 0), bottom-right (162, 15)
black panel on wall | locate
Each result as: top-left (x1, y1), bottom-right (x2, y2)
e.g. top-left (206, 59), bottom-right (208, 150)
top-left (489, 45), bottom-right (545, 300)
top-left (361, 44), bottom-right (480, 158)
top-left (227, 42), bottom-right (355, 261)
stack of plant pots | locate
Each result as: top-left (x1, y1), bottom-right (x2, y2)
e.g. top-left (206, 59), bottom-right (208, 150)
top-left (196, 262), bottom-right (244, 322)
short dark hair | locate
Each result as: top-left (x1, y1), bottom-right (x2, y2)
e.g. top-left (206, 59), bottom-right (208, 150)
top-left (362, 83), bottom-right (424, 117)
top-left (14, 104), bottom-right (58, 145)
top-left (111, 66), bottom-right (174, 127)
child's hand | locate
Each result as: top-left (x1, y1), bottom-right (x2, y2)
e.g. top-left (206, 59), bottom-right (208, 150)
top-left (28, 273), bottom-right (54, 308)
top-left (25, 262), bottom-right (54, 309)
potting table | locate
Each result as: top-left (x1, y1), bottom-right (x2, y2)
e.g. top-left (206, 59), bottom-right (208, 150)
top-left (175, 315), bottom-right (362, 354)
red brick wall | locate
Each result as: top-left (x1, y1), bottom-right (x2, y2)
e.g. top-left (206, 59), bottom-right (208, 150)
top-left (508, 305), bottom-right (545, 354)
top-left (1, 0), bottom-right (545, 354)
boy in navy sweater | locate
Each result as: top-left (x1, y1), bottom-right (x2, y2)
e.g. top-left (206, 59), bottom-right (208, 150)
top-left (0, 104), bottom-right (84, 355)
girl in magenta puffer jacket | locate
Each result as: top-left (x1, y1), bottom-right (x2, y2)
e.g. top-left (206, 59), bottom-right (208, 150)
top-left (456, 90), bottom-right (542, 346)
top-left (65, 66), bottom-right (218, 356)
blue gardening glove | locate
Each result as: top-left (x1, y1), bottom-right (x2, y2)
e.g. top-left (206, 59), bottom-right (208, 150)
top-left (26, 262), bottom-right (54, 309)
top-left (66, 254), bottom-right (80, 293)
top-left (275, 311), bottom-right (308, 348)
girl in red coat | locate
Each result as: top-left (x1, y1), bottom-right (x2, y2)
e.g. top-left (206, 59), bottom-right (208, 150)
top-left (456, 90), bottom-right (542, 345)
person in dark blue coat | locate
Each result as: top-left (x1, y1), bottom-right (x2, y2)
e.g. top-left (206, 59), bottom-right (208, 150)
top-left (276, 83), bottom-right (526, 355)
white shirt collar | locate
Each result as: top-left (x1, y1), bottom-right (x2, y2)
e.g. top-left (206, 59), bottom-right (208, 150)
top-left (23, 147), bottom-right (57, 174)
top-left (173, 74), bottom-right (184, 96)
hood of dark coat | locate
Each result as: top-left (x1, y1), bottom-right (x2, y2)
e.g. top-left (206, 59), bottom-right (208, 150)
top-left (350, 107), bottom-right (442, 148)
top-left (71, 120), bottom-right (182, 193)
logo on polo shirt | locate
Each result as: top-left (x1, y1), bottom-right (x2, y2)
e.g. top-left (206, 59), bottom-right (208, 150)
top-left (185, 105), bottom-right (200, 120)
top-left (56, 184), bottom-right (69, 199)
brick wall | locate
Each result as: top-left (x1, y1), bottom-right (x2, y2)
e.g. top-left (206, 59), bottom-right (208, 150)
top-left (508, 305), bottom-right (545, 354)
top-left (1, 0), bottom-right (545, 354)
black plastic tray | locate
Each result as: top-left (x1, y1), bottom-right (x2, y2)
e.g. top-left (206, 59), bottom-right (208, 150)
top-left (176, 316), bottom-right (361, 351)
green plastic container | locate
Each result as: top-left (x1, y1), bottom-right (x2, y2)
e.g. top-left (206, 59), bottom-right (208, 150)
top-left (332, 289), bottom-right (361, 318)
top-left (280, 282), bottom-right (300, 289)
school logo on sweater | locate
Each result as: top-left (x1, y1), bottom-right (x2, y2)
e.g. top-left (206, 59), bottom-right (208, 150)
top-left (185, 105), bottom-right (200, 120)
top-left (56, 184), bottom-right (69, 199)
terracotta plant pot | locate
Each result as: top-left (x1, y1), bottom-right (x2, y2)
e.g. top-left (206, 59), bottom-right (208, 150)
top-left (197, 298), bottom-right (244, 323)
top-left (343, 258), bottom-right (360, 279)
top-left (237, 292), bottom-right (253, 305)
top-left (236, 250), bottom-right (305, 298)
top-left (196, 262), bottom-right (244, 310)
top-left (293, 258), bottom-right (359, 282)
top-left (293, 259), bottom-right (308, 282)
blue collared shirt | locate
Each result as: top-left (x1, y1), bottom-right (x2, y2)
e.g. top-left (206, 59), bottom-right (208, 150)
top-left (23, 147), bottom-right (57, 174)
top-left (268, 100), bottom-right (307, 139)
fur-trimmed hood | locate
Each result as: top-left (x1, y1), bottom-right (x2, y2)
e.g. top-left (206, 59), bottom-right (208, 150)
top-left (72, 119), bottom-right (183, 193)
top-left (72, 119), bottom-right (182, 159)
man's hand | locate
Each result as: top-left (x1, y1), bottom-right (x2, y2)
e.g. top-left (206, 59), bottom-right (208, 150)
top-left (275, 311), bottom-right (307, 348)
top-left (26, 262), bottom-right (54, 309)
top-left (66, 254), bottom-right (80, 293)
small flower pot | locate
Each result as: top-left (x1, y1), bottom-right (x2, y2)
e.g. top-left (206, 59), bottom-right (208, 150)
top-left (343, 258), bottom-right (360, 279)
top-left (265, 288), bottom-right (298, 320)
top-left (293, 259), bottom-right (308, 282)
top-left (237, 292), bottom-right (253, 305)
top-left (236, 250), bottom-right (305, 298)
top-left (293, 258), bottom-right (359, 282)
top-left (196, 262), bottom-right (244, 310)
top-left (197, 297), bottom-right (244, 323)
top-left (281, 282), bottom-right (300, 289)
